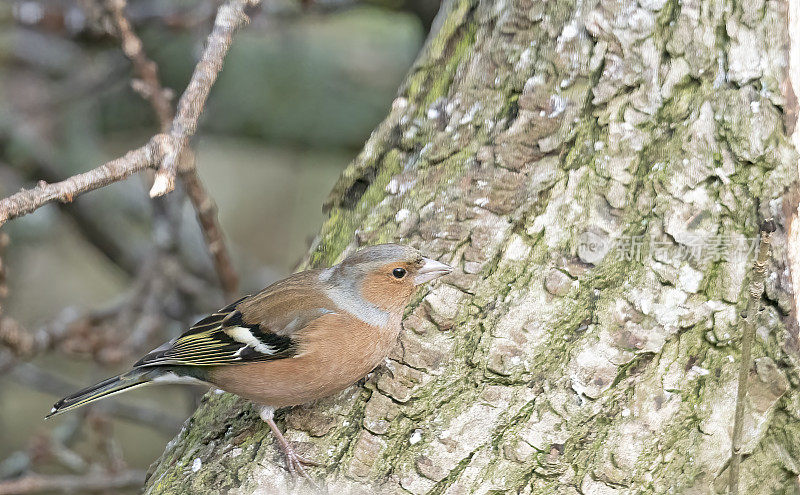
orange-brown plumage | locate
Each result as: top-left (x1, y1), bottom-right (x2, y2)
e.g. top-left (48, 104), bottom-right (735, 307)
top-left (47, 243), bottom-right (453, 481)
top-left (359, 262), bottom-right (418, 311)
top-left (209, 311), bottom-right (402, 408)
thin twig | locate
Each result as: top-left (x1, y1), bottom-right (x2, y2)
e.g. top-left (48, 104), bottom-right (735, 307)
top-left (107, 0), bottom-right (174, 132)
top-left (0, 0), bottom-right (260, 227)
top-left (149, 0), bottom-right (260, 197)
top-left (118, 258), bottom-right (168, 352)
top-left (106, 0), bottom-right (239, 297)
top-left (728, 219), bottom-right (774, 495)
top-left (183, 170), bottom-right (239, 297)
top-left (0, 415), bottom-right (85, 480)
top-left (0, 470), bottom-right (145, 495)
top-left (0, 102), bottom-right (143, 276)
top-left (0, 135), bottom-right (169, 226)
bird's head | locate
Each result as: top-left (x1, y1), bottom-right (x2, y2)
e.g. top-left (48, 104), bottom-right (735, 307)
top-left (327, 244), bottom-right (453, 313)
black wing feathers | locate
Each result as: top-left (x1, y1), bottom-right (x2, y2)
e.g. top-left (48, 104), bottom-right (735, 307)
top-left (134, 297), bottom-right (297, 368)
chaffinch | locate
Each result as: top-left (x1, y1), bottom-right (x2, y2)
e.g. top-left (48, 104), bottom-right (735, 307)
top-left (47, 243), bottom-right (452, 480)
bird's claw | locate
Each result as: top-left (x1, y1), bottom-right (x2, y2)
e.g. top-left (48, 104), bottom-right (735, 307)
top-left (282, 445), bottom-right (323, 489)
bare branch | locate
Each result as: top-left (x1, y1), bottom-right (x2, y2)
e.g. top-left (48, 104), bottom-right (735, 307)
top-left (105, 0), bottom-right (240, 297)
top-left (0, 0), bottom-right (260, 226)
top-left (106, 0), bottom-right (174, 132)
top-left (0, 470), bottom-right (145, 495)
top-left (0, 121), bottom-right (143, 276)
top-left (0, 306), bottom-right (104, 359)
top-left (0, 135), bottom-right (169, 227)
top-left (0, 414), bottom-right (85, 480)
top-left (150, 0), bottom-right (260, 197)
top-left (183, 170), bottom-right (239, 298)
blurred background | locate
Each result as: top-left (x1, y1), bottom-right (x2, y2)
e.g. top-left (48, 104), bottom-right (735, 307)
top-left (0, 0), bottom-right (437, 491)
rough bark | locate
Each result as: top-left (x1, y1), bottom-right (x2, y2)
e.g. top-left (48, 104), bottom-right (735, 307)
top-left (144, 0), bottom-right (800, 493)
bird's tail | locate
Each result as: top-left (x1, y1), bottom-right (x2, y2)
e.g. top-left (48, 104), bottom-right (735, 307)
top-left (46, 368), bottom-right (155, 418)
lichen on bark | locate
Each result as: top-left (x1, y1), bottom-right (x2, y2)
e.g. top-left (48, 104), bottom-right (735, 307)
top-left (144, 0), bottom-right (800, 493)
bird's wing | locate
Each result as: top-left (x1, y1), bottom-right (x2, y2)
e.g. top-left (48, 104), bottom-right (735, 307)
top-left (134, 271), bottom-right (334, 367)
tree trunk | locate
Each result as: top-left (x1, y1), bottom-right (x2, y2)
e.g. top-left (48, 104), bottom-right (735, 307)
top-left (144, 0), bottom-right (800, 493)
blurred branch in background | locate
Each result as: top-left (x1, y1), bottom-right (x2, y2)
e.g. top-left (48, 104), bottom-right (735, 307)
top-left (0, 0), bottom-right (256, 227)
top-left (0, 414), bottom-right (87, 480)
top-left (1, 0), bottom-right (242, 297)
top-left (0, 470), bottom-right (145, 495)
top-left (0, 234), bottom-right (143, 492)
top-left (0, 0), bottom-right (262, 491)
top-left (105, 0), bottom-right (175, 134)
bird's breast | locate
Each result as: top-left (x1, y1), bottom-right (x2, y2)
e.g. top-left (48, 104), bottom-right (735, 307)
top-left (207, 312), bottom-right (403, 408)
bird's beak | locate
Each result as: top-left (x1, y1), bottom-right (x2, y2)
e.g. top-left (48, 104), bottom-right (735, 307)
top-left (414, 258), bottom-right (453, 285)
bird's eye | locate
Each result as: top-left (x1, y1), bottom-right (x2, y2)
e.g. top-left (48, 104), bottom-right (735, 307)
top-left (392, 268), bottom-right (407, 279)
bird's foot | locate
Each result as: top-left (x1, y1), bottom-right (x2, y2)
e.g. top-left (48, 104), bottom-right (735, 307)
top-left (259, 405), bottom-right (324, 489)
top-left (281, 443), bottom-right (322, 483)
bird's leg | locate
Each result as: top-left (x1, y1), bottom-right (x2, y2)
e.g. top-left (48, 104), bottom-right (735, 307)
top-left (258, 406), bottom-right (321, 484)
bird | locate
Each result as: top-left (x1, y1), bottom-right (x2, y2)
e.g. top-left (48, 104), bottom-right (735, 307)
top-left (46, 243), bottom-right (453, 481)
